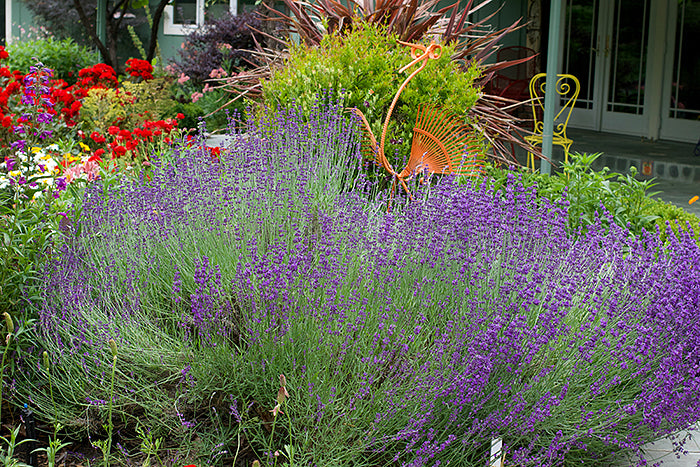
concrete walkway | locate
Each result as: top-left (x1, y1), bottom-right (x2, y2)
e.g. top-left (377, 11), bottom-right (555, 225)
top-left (613, 428), bottom-right (700, 466)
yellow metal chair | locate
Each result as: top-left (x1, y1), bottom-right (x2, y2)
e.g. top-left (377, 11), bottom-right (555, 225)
top-left (524, 73), bottom-right (580, 170)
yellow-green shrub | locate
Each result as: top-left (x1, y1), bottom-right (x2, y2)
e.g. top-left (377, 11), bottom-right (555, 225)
top-left (262, 22), bottom-right (484, 168)
top-left (642, 198), bottom-right (700, 243)
top-left (80, 78), bottom-right (176, 133)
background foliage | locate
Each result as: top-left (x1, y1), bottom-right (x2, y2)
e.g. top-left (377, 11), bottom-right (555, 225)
top-left (6, 38), bottom-right (98, 85)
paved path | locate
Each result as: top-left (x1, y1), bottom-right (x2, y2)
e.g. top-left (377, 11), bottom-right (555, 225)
top-left (613, 428), bottom-right (700, 466)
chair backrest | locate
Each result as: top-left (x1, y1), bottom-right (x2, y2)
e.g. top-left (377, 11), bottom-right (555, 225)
top-left (496, 46), bottom-right (537, 82)
top-left (528, 73), bottom-right (580, 139)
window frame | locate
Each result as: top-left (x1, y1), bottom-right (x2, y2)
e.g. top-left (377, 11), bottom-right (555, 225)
top-left (163, 0), bottom-right (238, 36)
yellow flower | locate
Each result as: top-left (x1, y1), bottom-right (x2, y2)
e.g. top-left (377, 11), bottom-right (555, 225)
top-left (79, 142), bottom-right (91, 152)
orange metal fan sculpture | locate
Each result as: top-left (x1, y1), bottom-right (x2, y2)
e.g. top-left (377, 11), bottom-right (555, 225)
top-left (348, 40), bottom-right (484, 209)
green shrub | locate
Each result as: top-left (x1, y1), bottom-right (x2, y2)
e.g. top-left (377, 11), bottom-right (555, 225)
top-left (641, 197), bottom-right (700, 242)
top-left (79, 78), bottom-right (176, 133)
top-left (262, 22), bottom-right (484, 168)
top-left (481, 152), bottom-right (662, 238)
top-left (6, 37), bottom-right (98, 84)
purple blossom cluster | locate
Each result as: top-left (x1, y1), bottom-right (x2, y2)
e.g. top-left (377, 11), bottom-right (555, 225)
top-left (13, 62), bottom-right (55, 152)
top-left (32, 102), bottom-right (700, 466)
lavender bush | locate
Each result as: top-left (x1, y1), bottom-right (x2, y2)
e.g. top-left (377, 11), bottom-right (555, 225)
top-left (17, 102), bottom-right (700, 466)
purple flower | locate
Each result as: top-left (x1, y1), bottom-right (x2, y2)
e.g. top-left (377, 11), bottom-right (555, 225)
top-left (55, 177), bottom-right (67, 191)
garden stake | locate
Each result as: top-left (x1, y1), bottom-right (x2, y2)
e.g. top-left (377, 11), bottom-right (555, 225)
top-left (22, 404), bottom-right (37, 467)
top-left (348, 40), bottom-right (484, 210)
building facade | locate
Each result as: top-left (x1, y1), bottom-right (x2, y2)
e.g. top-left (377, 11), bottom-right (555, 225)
top-left (4, 0), bottom-right (699, 144)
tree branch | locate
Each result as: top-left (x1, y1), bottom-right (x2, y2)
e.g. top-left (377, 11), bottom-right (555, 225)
top-left (72, 0), bottom-right (112, 67)
top-left (147, 0), bottom-right (170, 63)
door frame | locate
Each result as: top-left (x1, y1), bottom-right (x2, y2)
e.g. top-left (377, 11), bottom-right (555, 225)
top-left (658, 0), bottom-right (700, 143)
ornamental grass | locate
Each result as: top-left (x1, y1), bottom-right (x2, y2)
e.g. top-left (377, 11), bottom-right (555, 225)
top-left (14, 102), bottom-right (700, 466)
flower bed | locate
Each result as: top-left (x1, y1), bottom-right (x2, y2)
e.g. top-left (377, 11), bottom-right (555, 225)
top-left (7, 101), bottom-right (698, 467)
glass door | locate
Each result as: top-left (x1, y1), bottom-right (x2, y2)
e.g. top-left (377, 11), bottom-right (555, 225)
top-left (563, 0), bottom-right (652, 136)
top-left (598, 0), bottom-right (651, 135)
top-left (660, 0), bottom-right (700, 143)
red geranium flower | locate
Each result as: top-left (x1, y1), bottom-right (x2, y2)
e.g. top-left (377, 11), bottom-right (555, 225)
top-left (125, 58), bottom-right (154, 80)
top-left (112, 145), bottom-right (127, 158)
top-left (90, 148), bottom-right (106, 162)
top-left (90, 131), bottom-right (106, 144)
top-left (118, 129), bottom-right (133, 140)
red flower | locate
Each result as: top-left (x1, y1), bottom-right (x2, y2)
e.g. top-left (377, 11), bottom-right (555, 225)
top-left (6, 81), bottom-right (20, 94)
top-left (118, 129), bottom-right (133, 140)
top-left (176, 113), bottom-right (185, 120)
top-left (112, 145), bottom-right (127, 158)
top-left (107, 126), bottom-right (120, 136)
top-left (90, 131), bottom-right (106, 144)
top-left (125, 58), bottom-right (154, 80)
top-left (0, 46), bottom-right (8, 60)
top-left (1, 115), bottom-right (12, 128)
top-left (90, 148), bottom-right (106, 162)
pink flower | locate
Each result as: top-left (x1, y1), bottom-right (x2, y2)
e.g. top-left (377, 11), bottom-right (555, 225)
top-left (191, 92), bottom-right (203, 103)
top-left (83, 160), bottom-right (100, 181)
top-left (177, 73), bottom-right (190, 84)
top-left (209, 67), bottom-right (227, 79)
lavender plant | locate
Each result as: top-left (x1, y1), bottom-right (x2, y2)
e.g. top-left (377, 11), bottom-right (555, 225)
top-left (17, 101), bottom-right (700, 466)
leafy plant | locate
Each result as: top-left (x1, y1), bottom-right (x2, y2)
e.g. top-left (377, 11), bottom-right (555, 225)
top-left (642, 197), bottom-right (700, 243)
top-left (6, 38), bottom-right (98, 85)
top-left (264, 22), bottom-right (484, 169)
top-left (0, 427), bottom-right (33, 467)
top-left (481, 152), bottom-right (663, 237)
top-left (219, 0), bottom-right (535, 164)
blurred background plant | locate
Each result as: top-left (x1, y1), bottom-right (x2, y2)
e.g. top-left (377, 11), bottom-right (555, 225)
top-left (21, 0), bottom-right (171, 73)
top-left (6, 38), bottom-right (99, 85)
top-left (215, 0), bottom-right (536, 163)
top-left (167, 10), bottom-right (267, 132)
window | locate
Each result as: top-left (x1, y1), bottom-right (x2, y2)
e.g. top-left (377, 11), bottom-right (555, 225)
top-left (163, 0), bottom-right (237, 35)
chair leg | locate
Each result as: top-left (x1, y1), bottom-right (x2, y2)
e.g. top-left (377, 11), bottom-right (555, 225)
top-left (527, 151), bottom-right (535, 171)
top-left (563, 142), bottom-right (573, 164)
